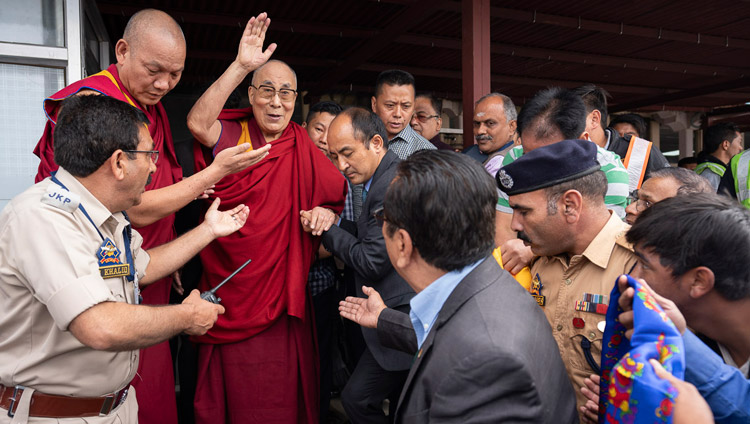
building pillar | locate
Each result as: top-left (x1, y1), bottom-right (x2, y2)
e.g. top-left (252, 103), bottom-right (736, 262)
top-left (679, 129), bottom-right (694, 160)
top-left (461, 0), bottom-right (491, 148)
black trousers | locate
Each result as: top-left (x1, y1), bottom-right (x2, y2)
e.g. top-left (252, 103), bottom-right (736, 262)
top-left (341, 348), bottom-right (409, 424)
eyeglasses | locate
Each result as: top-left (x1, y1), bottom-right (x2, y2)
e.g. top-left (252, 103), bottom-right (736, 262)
top-left (413, 112), bottom-right (439, 123)
top-left (627, 190), bottom-right (652, 212)
top-left (124, 149), bottom-right (159, 164)
top-left (373, 207), bottom-right (388, 226)
top-left (250, 84), bottom-right (297, 102)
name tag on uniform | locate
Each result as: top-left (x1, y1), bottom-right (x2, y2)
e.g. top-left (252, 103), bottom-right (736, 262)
top-left (97, 238), bottom-right (130, 278)
top-left (41, 183), bottom-right (80, 213)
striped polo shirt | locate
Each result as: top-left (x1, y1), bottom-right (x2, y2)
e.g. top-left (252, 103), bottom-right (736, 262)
top-left (496, 144), bottom-right (629, 218)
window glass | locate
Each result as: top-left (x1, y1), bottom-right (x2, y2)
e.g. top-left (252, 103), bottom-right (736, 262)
top-left (0, 63), bottom-right (65, 209)
top-left (0, 0), bottom-right (64, 47)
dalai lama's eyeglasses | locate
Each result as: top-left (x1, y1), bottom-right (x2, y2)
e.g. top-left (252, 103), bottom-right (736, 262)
top-left (251, 84), bottom-right (298, 102)
top-left (124, 149), bottom-right (159, 164)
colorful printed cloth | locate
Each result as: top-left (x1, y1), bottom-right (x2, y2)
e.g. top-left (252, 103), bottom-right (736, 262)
top-left (600, 275), bottom-right (685, 423)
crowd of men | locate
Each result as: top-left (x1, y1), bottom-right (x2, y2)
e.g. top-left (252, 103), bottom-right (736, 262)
top-left (0, 7), bottom-right (748, 424)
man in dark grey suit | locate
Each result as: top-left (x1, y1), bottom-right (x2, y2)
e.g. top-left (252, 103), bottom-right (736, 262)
top-left (339, 150), bottom-right (578, 423)
top-left (300, 107), bottom-right (415, 423)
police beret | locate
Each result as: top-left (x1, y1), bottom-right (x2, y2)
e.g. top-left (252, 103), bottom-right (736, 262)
top-left (496, 139), bottom-right (600, 196)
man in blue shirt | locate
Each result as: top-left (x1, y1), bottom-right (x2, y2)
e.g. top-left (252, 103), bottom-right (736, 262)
top-left (623, 194), bottom-right (750, 423)
top-left (339, 150), bottom-right (577, 423)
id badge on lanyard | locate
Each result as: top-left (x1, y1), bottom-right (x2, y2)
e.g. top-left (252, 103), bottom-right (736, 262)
top-left (51, 172), bottom-right (141, 304)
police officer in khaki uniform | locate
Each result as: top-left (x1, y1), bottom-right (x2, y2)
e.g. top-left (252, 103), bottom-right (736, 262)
top-left (496, 139), bottom-right (637, 421)
top-left (0, 95), bottom-right (249, 423)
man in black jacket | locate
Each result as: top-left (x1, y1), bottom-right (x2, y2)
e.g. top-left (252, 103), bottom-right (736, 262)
top-left (300, 107), bottom-right (414, 423)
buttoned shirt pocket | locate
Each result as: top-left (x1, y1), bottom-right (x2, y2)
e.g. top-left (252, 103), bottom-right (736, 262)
top-left (566, 311), bottom-right (604, 374)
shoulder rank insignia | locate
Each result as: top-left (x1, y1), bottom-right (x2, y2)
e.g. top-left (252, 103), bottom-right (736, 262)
top-left (530, 273), bottom-right (546, 306)
top-left (97, 238), bottom-right (130, 278)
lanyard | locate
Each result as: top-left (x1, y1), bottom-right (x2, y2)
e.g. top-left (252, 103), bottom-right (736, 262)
top-left (50, 172), bottom-right (139, 300)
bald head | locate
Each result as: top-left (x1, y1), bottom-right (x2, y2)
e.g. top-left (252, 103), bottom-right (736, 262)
top-left (251, 60), bottom-right (297, 88)
top-left (123, 9), bottom-right (184, 51)
top-left (115, 9), bottom-right (186, 106)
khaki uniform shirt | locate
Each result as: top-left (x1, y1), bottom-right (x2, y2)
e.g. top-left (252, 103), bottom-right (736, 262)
top-left (0, 168), bottom-right (149, 421)
top-left (530, 212), bottom-right (636, 415)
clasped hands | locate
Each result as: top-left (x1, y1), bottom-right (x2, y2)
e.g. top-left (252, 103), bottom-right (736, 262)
top-left (299, 206), bottom-right (337, 236)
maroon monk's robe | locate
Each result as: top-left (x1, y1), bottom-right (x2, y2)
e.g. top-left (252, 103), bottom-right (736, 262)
top-left (32, 64), bottom-right (181, 424)
top-left (192, 109), bottom-right (347, 423)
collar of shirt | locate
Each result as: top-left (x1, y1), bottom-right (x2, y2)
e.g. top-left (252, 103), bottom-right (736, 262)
top-left (604, 128), bottom-right (613, 150)
top-left (718, 342), bottom-right (750, 377)
top-left (409, 259), bottom-right (483, 348)
top-left (54, 167), bottom-right (127, 229)
top-left (390, 124), bottom-right (420, 143)
top-left (551, 211), bottom-right (630, 269)
top-left (364, 176), bottom-right (373, 193)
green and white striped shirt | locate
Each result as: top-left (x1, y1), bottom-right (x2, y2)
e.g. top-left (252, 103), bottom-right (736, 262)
top-left (496, 145), bottom-right (629, 218)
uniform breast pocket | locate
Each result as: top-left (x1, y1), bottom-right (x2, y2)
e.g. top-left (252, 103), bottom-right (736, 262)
top-left (567, 313), bottom-right (604, 374)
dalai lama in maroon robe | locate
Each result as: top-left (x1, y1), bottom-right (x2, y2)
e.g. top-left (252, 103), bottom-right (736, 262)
top-left (31, 9), bottom-right (271, 424)
top-left (187, 16), bottom-right (347, 423)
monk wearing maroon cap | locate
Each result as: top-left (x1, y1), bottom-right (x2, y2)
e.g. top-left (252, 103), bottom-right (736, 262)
top-left (187, 14), bottom-right (347, 423)
top-left (31, 9), bottom-right (269, 424)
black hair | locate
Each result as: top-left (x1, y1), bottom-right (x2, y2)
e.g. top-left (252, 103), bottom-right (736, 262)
top-left (341, 107), bottom-right (389, 149)
top-left (626, 193), bottom-right (750, 300)
top-left (703, 122), bottom-right (741, 155)
top-left (306, 100), bottom-right (343, 122)
top-left (375, 69), bottom-right (416, 97)
top-left (416, 92), bottom-right (442, 116)
top-left (647, 167), bottom-right (714, 195)
top-left (573, 84), bottom-right (611, 125)
top-left (383, 150), bottom-right (496, 271)
top-left (609, 113), bottom-right (647, 138)
top-left (517, 87), bottom-right (587, 141)
top-left (545, 170), bottom-right (607, 214)
top-left (54, 95), bottom-right (150, 177)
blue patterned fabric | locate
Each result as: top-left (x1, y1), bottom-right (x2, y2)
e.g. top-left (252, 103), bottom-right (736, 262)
top-left (600, 275), bottom-right (685, 423)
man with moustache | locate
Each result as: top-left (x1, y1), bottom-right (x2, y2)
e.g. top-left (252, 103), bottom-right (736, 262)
top-left (187, 16), bottom-right (347, 423)
top-left (0, 95), bottom-right (239, 423)
top-left (470, 93), bottom-right (518, 176)
top-left (32, 10), bottom-right (269, 424)
top-left (497, 139), bottom-right (637, 421)
top-left (371, 70), bottom-right (436, 159)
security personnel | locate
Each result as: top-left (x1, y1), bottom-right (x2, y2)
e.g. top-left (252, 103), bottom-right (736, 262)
top-left (719, 149), bottom-right (750, 209)
top-left (496, 139), bottom-right (637, 421)
top-left (696, 122), bottom-right (743, 192)
top-left (0, 95), bottom-right (245, 423)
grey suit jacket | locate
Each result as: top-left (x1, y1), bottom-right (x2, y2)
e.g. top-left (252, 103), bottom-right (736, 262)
top-left (378, 257), bottom-right (578, 423)
top-left (322, 149), bottom-right (415, 371)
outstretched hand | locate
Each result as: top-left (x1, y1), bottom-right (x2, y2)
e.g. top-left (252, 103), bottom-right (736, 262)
top-left (212, 143), bottom-right (271, 177)
top-left (204, 198), bottom-right (249, 238)
top-left (236, 13), bottom-right (277, 72)
top-left (339, 286), bottom-right (387, 329)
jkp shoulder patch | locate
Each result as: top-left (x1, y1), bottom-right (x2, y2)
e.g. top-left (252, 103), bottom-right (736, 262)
top-left (41, 183), bottom-right (80, 213)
